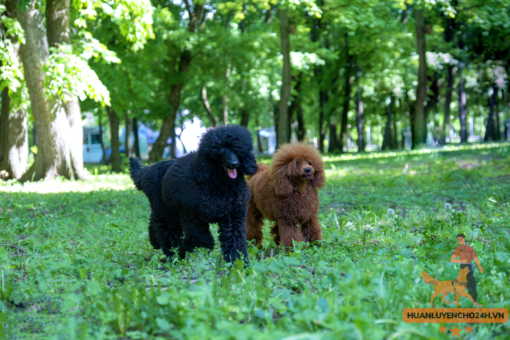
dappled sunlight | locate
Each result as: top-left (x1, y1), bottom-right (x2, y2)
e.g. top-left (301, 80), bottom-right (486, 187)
top-left (322, 142), bottom-right (510, 163)
top-left (0, 173), bottom-right (134, 194)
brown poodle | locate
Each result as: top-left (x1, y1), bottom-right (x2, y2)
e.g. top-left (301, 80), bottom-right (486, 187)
top-left (246, 143), bottom-right (326, 248)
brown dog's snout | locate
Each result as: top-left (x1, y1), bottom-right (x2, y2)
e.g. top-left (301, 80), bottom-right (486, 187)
top-left (297, 162), bottom-right (314, 179)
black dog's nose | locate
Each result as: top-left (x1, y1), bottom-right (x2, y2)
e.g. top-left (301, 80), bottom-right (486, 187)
top-left (304, 168), bottom-right (312, 173)
top-left (227, 159), bottom-right (239, 169)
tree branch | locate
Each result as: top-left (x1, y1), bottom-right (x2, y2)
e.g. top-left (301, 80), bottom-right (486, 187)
top-left (183, 0), bottom-right (205, 32)
top-left (225, 10), bottom-right (234, 29)
top-left (201, 85), bottom-right (216, 126)
top-left (182, 0), bottom-right (194, 21)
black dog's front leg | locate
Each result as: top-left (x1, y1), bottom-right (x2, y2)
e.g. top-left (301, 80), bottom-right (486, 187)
top-left (218, 208), bottom-right (249, 264)
top-left (179, 213), bottom-right (215, 260)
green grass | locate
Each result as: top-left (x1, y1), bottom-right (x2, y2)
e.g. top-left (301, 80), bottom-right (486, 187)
top-left (1, 143), bottom-right (509, 339)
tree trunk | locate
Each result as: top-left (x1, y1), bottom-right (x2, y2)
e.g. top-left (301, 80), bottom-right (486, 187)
top-left (133, 117), bottom-right (140, 158)
top-left (318, 91), bottom-right (327, 152)
top-left (46, 0), bottom-right (70, 47)
top-left (9, 0), bottom-right (85, 182)
top-left (382, 95), bottom-right (395, 151)
top-left (328, 123), bottom-right (337, 152)
top-left (0, 88), bottom-right (7, 161)
top-left (413, 8), bottom-right (427, 148)
top-left (425, 73), bottom-right (440, 141)
top-left (392, 105), bottom-right (398, 149)
top-left (296, 97), bottom-right (305, 142)
top-left (150, 0), bottom-right (203, 161)
top-left (124, 112), bottom-right (132, 157)
top-left (277, 8), bottom-right (291, 147)
top-left (106, 107), bottom-right (121, 172)
top-left (440, 10), bottom-right (456, 144)
top-left (201, 85), bottom-right (217, 127)
top-left (495, 88), bottom-right (501, 140)
top-left (149, 83), bottom-right (182, 161)
top-left (356, 72), bottom-right (364, 152)
top-left (256, 129), bottom-right (264, 153)
top-left (240, 109), bottom-right (250, 128)
top-left (98, 118), bottom-right (106, 164)
top-left (296, 110), bottom-right (305, 142)
top-left (288, 74), bottom-right (304, 141)
top-left (338, 35), bottom-right (353, 153)
top-left (484, 86), bottom-right (498, 141)
top-left (310, 13), bottom-right (326, 152)
top-left (458, 63), bottom-right (468, 143)
top-left (288, 73), bottom-right (305, 142)
top-left (222, 60), bottom-right (231, 125)
top-left (441, 65), bottom-right (455, 143)
top-left (46, 0), bottom-right (86, 179)
top-left (0, 87), bottom-right (28, 179)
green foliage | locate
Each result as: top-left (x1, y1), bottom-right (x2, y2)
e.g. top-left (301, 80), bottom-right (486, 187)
top-left (74, 0), bottom-right (155, 50)
top-left (0, 3), bottom-right (29, 111)
top-left (44, 45), bottom-right (112, 105)
top-left (0, 5), bottom-right (23, 91)
top-left (1, 144), bottom-right (509, 338)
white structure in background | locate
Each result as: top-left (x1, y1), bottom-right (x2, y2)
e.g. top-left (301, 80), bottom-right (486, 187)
top-left (82, 117), bottom-right (207, 163)
top-left (468, 117), bottom-right (482, 143)
top-left (505, 119), bottom-right (510, 141)
top-left (365, 126), bottom-right (379, 151)
top-left (172, 117), bottom-right (207, 158)
top-left (258, 127), bottom-right (277, 154)
top-left (426, 123), bottom-right (435, 146)
top-left (342, 132), bottom-right (355, 152)
top-left (83, 127), bottom-right (103, 163)
top-left (403, 127), bottom-right (412, 150)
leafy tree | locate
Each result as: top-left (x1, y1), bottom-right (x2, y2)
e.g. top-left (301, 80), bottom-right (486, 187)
top-left (0, 4), bottom-right (28, 179)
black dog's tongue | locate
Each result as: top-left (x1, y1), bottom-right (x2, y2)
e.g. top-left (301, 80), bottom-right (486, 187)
top-left (228, 169), bottom-right (237, 179)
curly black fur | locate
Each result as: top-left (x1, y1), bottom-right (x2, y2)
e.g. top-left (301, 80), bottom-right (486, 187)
top-left (130, 125), bottom-right (258, 264)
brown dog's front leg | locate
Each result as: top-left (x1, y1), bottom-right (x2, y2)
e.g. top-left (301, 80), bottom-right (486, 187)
top-left (278, 220), bottom-right (305, 248)
top-left (301, 216), bottom-right (323, 244)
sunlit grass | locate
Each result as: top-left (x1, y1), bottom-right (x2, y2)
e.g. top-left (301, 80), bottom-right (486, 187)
top-left (0, 143), bottom-right (509, 339)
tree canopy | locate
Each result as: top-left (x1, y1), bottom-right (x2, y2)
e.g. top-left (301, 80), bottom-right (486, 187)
top-left (1, 0), bottom-right (510, 179)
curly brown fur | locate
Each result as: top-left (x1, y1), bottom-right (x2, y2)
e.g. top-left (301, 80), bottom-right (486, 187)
top-left (246, 143), bottom-right (325, 248)
top-left (246, 163), bottom-right (269, 181)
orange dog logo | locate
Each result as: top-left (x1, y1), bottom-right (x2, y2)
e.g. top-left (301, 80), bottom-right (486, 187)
top-left (421, 267), bottom-right (477, 307)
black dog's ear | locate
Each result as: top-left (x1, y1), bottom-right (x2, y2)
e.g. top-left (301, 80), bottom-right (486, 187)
top-left (240, 152), bottom-right (259, 176)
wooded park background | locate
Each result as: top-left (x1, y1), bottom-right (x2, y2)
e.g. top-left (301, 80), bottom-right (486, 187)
top-left (1, 0), bottom-right (510, 182)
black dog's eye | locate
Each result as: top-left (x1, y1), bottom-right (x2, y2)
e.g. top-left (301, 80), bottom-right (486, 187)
top-left (296, 162), bottom-right (299, 167)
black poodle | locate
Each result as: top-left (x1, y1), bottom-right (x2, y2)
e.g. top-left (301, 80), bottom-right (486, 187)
top-left (129, 125), bottom-right (258, 263)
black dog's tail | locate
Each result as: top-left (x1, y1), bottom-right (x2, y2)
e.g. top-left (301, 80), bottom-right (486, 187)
top-left (129, 157), bottom-right (144, 191)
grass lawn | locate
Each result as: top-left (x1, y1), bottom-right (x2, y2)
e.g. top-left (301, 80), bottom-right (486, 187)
top-left (1, 143), bottom-right (509, 339)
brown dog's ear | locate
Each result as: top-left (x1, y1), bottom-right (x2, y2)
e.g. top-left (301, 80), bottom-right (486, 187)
top-left (312, 169), bottom-right (325, 189)
top-left (272, 163), bottom-right (293, 196)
